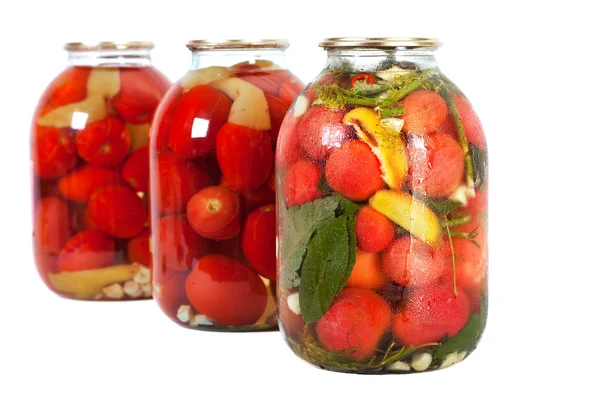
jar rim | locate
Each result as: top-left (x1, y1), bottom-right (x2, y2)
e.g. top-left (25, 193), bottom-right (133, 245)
top-left (186, 39), bottom-right (290, 50)
top-left (64, 41), bottom-right (155, 51)
top-left (319, 37), bottom-right (441, 49)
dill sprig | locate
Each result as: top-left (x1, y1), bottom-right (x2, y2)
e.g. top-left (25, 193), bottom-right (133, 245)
top-left (289, 333), bottom-right (437, 372)
top-left (315, 67), bottom-right (443, 119)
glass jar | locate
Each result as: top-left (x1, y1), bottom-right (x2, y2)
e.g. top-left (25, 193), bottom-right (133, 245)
top-left (150, 39), bottom-right (303, 331)
top-left (276, 38), bottom-right (488, 373)
top-left (31, 42), bottom-right (170, 300)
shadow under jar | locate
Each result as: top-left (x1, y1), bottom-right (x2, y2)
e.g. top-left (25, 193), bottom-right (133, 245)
top-left (150, 39), bottom-right (303, 331)
top-left (31, 42), bottom-right (170, 300)
top-left (276, 38), bottom-right (488, 373)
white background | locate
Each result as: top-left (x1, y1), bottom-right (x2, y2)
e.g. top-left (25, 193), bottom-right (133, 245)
top-left (1, 1), bottom-right (598, 397)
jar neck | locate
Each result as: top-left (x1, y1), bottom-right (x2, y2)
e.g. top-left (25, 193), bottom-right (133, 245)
top-left (190, 49), bottom-right (287, 70)
top-left (324, 48), bottom-right (438, 72)
top-left (67, 49), bottom-right (152, 67)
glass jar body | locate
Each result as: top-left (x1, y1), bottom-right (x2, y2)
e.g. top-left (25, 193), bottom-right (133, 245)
top-left (149, 48), bottom-right (303, 331)
top-left (31, 50), bottom-right (170, 300)
top-left (276, 48), bottom-right (488, 373)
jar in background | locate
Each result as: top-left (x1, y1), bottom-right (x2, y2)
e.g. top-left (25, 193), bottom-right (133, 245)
top-left (31, 42), bottom-right (170, 300)
top-left (276, 38), bottom-right (488, 373)
top-left (150, 39), bottom-right (303, 331)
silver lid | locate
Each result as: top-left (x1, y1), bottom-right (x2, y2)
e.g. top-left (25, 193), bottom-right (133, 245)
top-left (319, 37), bottom-right (441, 49)
top-left (186, 39), bottom-right (290, 50)
top-left (64, 41), bottom-right (155, 51)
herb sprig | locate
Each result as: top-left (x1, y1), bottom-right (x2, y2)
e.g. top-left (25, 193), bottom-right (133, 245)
top-left (315, 68), bottom-right (442, 119)
top-left (290, 333), bottom-right (437, 372)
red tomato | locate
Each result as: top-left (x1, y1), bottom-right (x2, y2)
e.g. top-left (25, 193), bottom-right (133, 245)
top-left (392, 283), bottom-right (470, 346)
top-left (402, 90), bottom-right (448, 135)
top-left (58, 166), bottom-right (123, 203)
top-left (34, 197), bottom-right (71, 254)
top-left (168, 84), bottom-right (231, 158)
top-left (122, 145), bottom-right (150, 192)
top-left (442, 236), bottom-right (487, 292)
top-left (185, 255), bottom-right (268, 326)
top-left (155, 215), bottom-right (209, 272)
top-left (154, 271), bottom-right (191, 316)
top-left (355, 206), bottom-right (395, 253)
top-left (88, 185), bottom-right (147, 238)
top-left (186, 186), bottom-right (241, 240)
top-left (279, 76), bottom-right (304, 105)
top-left (127, 227), bottom-right (152, 267)
top-left (57, 230), bottom-right (115, 272)
top-left (407, 133), bottom-right (465, 197)
top-left (275, 115), bottom-right (301, 169)
top-left (75, 116), bottom-right (131, 167)
top-left (242, 204), bottom-right (276, 280)
top-left (283, 160), bottom-right (322, 207)
top-left (151, 85), bottom-right (183, 153)
top-left (112, 68), bottom-right (167, 124)
top-left (454, 95), bottom-right (486, 149)
top-left (266, 94), bottom-right (289, 145)
top-left (154, 152), bottom-right (211, 215)
top-left (325, 141), bottom-right (384, 201)
top-left (316, 288), bottom-right (391, 360)
top-left (298, 106), bottom-right (350, 160)
top-left (47, 67), bottom-right (91, 107)
top-left (216, 122), bottom-right (273, 192)
top-left (32, 126), bottom-right (78, 179)
top-left (382, 236), bottom-right (449, 287)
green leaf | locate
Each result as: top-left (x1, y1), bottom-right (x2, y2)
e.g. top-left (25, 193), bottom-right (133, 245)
top-left (469, 143), bottom-right (488, 190)
top-left (299, 215), bottom-right (355, 323)
top-left (344, 214), bottom-right (357, 286)
top-left (280, 196), bottom-right (340, 289)
top-left (336, 194), bottom-right (361, 216)
top-left (418, 196), bottom-right (463, 215)
top-left (434, 294), bottom-right (488, 360)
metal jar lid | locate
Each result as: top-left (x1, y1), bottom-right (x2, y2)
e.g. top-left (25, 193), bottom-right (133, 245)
top-left (319, 37), bottom-right (441, 49)
top-left (186, 39), bottom-right (290, 50)
top-left (64, 41), bottom-right (155, 51)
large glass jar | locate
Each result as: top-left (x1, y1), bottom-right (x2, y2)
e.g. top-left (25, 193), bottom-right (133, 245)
top-left (276, 38), bottom-right (488, 373)
top-left (31, 42), bottom-right (170, 300)
top-left (150, 40), bottom-right (303, 331)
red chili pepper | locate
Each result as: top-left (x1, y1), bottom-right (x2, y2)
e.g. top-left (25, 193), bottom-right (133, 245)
top-left (351, 73), bottom-right (375, 87)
